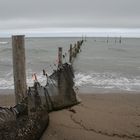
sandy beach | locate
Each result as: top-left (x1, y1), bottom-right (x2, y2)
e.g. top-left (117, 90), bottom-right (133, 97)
top-left (0, 91), bottom-right (140, 140)
top-left (40, 93), bottom-right (140, 140)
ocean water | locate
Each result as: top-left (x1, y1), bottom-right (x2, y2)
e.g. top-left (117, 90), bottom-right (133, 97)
top-left (0, 37), bottom-right (140, 93)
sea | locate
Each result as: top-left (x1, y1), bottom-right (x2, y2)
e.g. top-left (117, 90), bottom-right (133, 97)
top-left (0, 37), bottom-right (140, 94)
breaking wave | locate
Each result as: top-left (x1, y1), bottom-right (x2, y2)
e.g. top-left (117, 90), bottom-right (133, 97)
top-left (0, 69), bottom-right (51, 89)
top-left (75, 72), bottom-right (140, 92)
top-left (0, 41), bottom-right (8, 45)
top-left (1, 70), bottom-right (140, 93)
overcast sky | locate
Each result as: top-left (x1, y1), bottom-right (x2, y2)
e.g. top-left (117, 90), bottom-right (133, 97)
top-left (0, 0), bottom-right (140, 36)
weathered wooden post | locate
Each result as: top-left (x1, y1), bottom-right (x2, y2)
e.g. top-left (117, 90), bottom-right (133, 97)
top-left (69, 44), bottom-right (72, 63)
top-left (58, 47), bottom-right (63, 67)
top-left (12, 35), bottom-right (27, 104)
top-left (57, 47), bottom-right (63, 89)
top-left (77, 41), bottom-right (80, 53)
top-left (74, 43), bottom-right (77, 57)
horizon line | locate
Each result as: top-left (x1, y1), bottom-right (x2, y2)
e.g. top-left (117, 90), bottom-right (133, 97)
top-left (0, 27), bottom-right (140, 38)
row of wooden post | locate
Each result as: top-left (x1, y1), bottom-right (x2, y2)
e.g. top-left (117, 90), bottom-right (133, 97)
top-left (12, 35), bottom-right (84, 104)
top-left (58, 40), bottom-right (84, 66)
top-left (69, 40), bottom-right (84, 62)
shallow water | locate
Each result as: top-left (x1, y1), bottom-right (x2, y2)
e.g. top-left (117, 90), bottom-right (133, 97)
top-left (0, 37), bottom-right (140, 93)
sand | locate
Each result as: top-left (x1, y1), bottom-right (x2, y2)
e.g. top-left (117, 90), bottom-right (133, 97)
top-left (0, 91), bottom-right (140, 140)
top-left (40, 93), bottom-right (140, 140)
top-left (0, 89), bottom-right (15, 106)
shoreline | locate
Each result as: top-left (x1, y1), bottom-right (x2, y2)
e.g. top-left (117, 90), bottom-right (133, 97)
top-left (0, 89), bottom-right (14, 94)
top-left (0, 89), bottom-right (140, 106)
top-left (0, 88), bottom-right (140, 95)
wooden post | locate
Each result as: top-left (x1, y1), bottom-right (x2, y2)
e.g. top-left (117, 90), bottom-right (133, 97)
top-left (77, 41), bottom-right (80, 53)
top-left (69, 44), bottom-right (72, 63)
top-left (74, 44), bottom-right (77, 57)
top-left (58, 47), bottom-right (62, 67)
top-left (12, 35), bottom-right (27, 104)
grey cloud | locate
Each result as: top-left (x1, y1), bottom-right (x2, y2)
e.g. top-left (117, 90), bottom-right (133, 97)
top-left (0, 0), bottom-right (140, 30)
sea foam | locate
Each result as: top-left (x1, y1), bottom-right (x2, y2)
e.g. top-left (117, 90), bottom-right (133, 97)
top-left (74, 72), bottom-right (140, 92)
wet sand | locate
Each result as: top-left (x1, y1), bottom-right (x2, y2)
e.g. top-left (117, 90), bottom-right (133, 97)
top-left (0, 91), bottom-right (140, 140)
top-left (40, 93), bottom-right (140, 140)
top-left (0, 89), bottom-right (15, 106)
